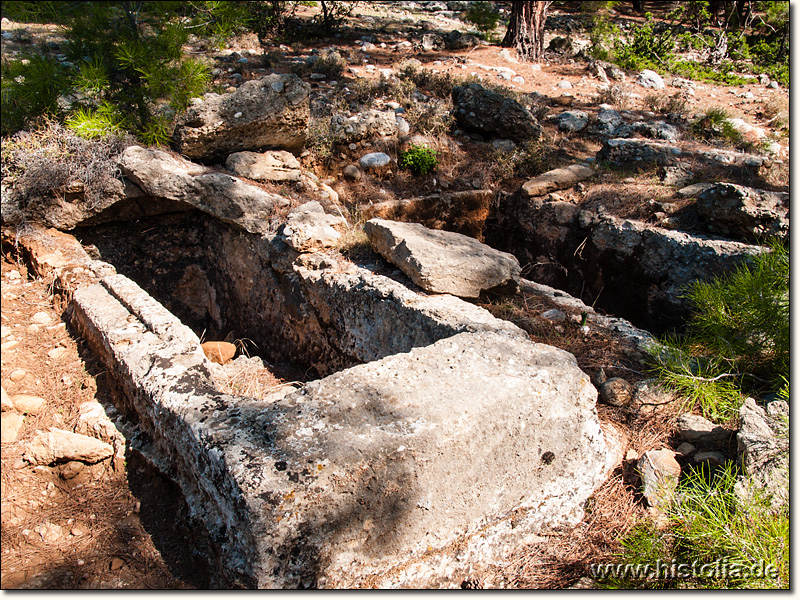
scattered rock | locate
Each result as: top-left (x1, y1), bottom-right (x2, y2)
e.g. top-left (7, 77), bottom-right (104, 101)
top-left (594, 107), bottom-right (623, 136)
top-left (521, 164), bottom-right (594, 198)
top-left (660, 165), bottom-right (695, 187)
top-left (568, 577), bottom-right (599, 589)
top-left (556, 79), bottom-right (573, 89)
top-left (1, 340), bottom-right (19, 351)
top-left (360, 189), bottom-right (493, 240)
top-left (34, 521), bottom-right (64, 543)
top-left (225, 150), bottom-right (302, 182)
top-left (675, 442), bottom-right (695, 456)
top-left (596, 138), bottom-right (681, 168)
top-left (444, 29), bottom-right (480, 50)
top-left (1, 412), bottom-right (25, 443)
top-left (173, 73), bottom-right (311, 161)
top-left (201, 341), bottom-right (237, 365)
top-left (358, 152), bottom-right (392, 170)
top-left (695, 183), bottom-right (789, 243)
top-left (23, 428), bottom-right (114, 465)
top-left (110, 558), bottom-right (125, 571)
top-left (675, 413), bottom-right (733, 444)
top-left (635, 69), bottom-right (665, 90)
top-left (540, 308), bottom-right (566, 323)
top-left (555, 110), bottom-right (588, 132)
top-left (31, 311), bottom-right (52, 325)
top-left (330, 110), bottom-right (398, 143)
top-left (365, 218), bottom-right (521, 299)
top-left (599, 377), bottom-right (632, 407)
top-left (452, 83), bottom-right (542, 143)
top-left (282, 201), bottom-right (347, 252)
top-left (9, 369), bottom-right (28, 382)
top-left (10, 394), bottom-right (46, 415)
top-left (47, 347), bottom-right (67, 360)
top-left (638, 448), bottom-right (681, 508)
top-left (343, 164), bottom-right (362, 181)
top-left (548, 36), bottom-right (577, 56)
top-left (60, 461), bottom-right (84, 480)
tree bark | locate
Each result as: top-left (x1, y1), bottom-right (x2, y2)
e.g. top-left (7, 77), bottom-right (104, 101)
top-left (501, 1), bottom-right (551, 63)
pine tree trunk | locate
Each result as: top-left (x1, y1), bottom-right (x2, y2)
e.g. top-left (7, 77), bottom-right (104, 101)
top-left (501, 1), bottom-right (550, 63)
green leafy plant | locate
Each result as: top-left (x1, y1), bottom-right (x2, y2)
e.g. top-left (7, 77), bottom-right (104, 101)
top-left (601, 463), bottom-right (788, 589)
top-left (690, 106), bottom-right (743, 145)
top-left (1, 2), bottom-right (224, 143)
top-left (465, 1), bottom-right (500, 41)
top-left (399, 144), bottom-right (438, 175)
top-left (650, 241), bottom-right (788, 420)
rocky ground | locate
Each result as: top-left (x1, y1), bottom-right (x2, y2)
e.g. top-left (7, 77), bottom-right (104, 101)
top-left (0, 0), bottom-right (789, 589)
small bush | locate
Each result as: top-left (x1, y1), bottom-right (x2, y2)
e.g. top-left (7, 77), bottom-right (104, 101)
top-left (690, 106), bottom-right (743, 145)
top-left (602, 464), bottom-right (788, 589)
top-left (595, 84), bottom-right (634, 110)
top-left (309, 48), bottom-right (346, 78)
top-left (399, 144), bottom-right (438, 175)
top-left (1, 119), bottom-right (133, 205)
top-left (650, 241), bottom-right (788, 420)
top-left (464, 1), bottom-right (500, 40)
top-left (404, 98), bottom-right (455, 138)
top-left (644, 93), bottom-right (689, 119)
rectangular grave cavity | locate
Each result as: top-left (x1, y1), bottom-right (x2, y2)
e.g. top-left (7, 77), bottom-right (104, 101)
top-left (50, 215), bottom-right (618, 588)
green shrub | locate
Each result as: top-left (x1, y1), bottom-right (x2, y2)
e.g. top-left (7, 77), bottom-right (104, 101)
top-left (690, 106), bottom-right (743, 145)
top-left (1, 2), bottom-right (228, 143)
top-left (465, 1), bottom-right (500, 40)
top-left (399, 144), bottom-right (438, 175)
top-left (650, 241), bottom-right (788, 420)
top-left (601, 463), bottom-right (788, 589)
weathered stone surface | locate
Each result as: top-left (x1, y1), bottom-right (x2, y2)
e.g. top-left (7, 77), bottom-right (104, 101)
top-left (677, 182), bottom-right (714, 197)
top-left (23, 428), bottom-right (113, 465)
top-left (596, 138), bottom-right (681, 168)
top-left (1, 385), bottom-right (14, 412)
top-left (452, 83), bottom-right (542, 142)
top-left (636, 69), bottom-right (665, 89)
top-left (225, 150), bottom-right (302, 182)
top-left (358, 152), bottom-right (392, 169)
top-left (69, 273), bottom-right (615, 588)
top-left (364, 218), bottom-right (521, 298)
top-left (695, 183), bottom-right (789, 243)
top-left (343, 164), bottom-right (362, 181)
top-left (736, 398), bottom-right (788, 510)
top-left (281, 201), bottom-right (347, 252)
top-left (359, 189), bottom-right (492, 239)
top-left (599, 377), bottom-right (632, 407)
top-left (486, 195), bottom-right (765, 332)
top-left (594, 107), bottom-right (623, 136)
top-left (444, 29), bottom-right (480, 49)
top-left (1, 412), bottom-right (24, 443)
top-left (202, 341), bottom-right (237, 365)
top-left (173, 74), bottom-right (310, 161)
top-left (617, 121), bottom-right (680, 142)
top-left (330, 110), bottom-right (398, 143)
top-left (676, 413), bottom-right (733, 444)
top-left (120, 146), bottom-right (289, 234)
top-left (548, 36), bottom-right (578, 56)
top-left (522, 164), bottom-right (594, 198)
top-left (638, 449), bottom-right (681, 508)
top-left (555, 110), bottom-right (588, 132)
top-left (10, 394), bottom-right (46, 415)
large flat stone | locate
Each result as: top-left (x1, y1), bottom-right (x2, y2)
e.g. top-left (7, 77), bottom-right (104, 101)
top-left (70, 274), bottom-right (616, 588)
top-left (364, 218), bottom-right (521, 299)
